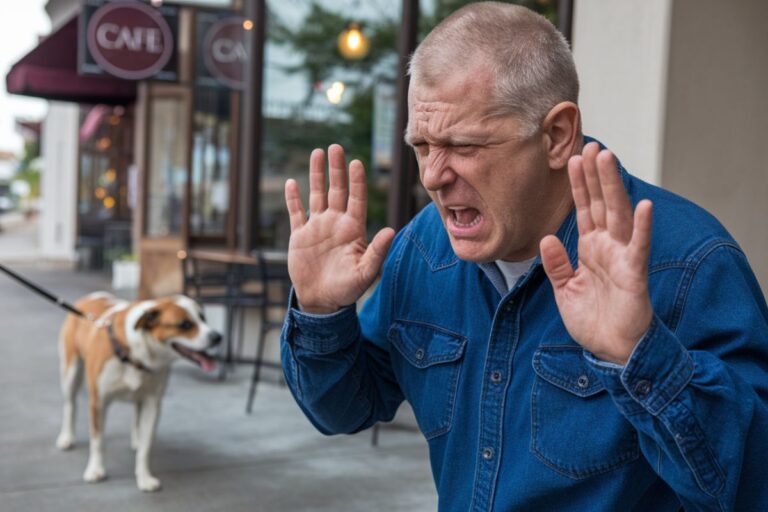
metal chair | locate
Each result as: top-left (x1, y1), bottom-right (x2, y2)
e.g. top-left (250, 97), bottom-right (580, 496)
top-left (246, 249), bottom-right (291, 413)
top-left (180, 252), bottom-right (265, 380)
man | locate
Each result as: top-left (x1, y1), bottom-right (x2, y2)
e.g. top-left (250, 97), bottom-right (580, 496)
top-left (280, 3), bottom-right (768, 510)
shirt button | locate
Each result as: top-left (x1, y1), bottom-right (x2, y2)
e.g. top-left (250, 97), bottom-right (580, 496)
top-left (482, 448), bottom-right (494, 460)
top-left (414, 348), bottom-right (425, 361)
top-left (577, 375), bottom-right (589, 388)
top-left (491, 371), bottom-right (502, 383)
top-left (503, 302), bottom-right (514, 313)
top-left (634, 379), bottom-right (652, 396)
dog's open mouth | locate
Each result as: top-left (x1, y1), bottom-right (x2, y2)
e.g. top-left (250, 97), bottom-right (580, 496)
top-left (171, 342), bottom-right (217, 373)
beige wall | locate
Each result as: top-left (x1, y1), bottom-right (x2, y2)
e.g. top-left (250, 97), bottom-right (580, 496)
top-left (40, 102), bottom-right (78, 261)
top-left (572, 0), bottom-right (672, 184)
top-left (573, 0), bottom-right (768, 292)
top-left (661, 0), bottom-right (768, 291)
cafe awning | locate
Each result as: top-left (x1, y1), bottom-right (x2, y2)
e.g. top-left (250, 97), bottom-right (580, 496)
top-left (5, 15), bottom-right (136, 105)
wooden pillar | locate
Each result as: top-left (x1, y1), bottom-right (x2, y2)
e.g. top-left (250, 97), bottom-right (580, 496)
top-left (387, 0), bottom-right (419, 231)
top-left (239, 0), bottom-right (267, 252)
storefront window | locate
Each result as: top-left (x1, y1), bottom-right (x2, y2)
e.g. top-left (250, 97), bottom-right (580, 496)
top-left (146, 95), bottom-right (189, 237)
top-left (78, 105), bottom-right (133, 222)
top-left (190, 87), bottom-right (233, 240)
top-left (261, 0), bottom-right (401, 248)
top-left (418, 0), bottom-right (559, 37)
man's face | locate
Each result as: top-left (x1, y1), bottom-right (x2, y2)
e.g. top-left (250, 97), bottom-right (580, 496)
top-left (407, 69), bottom-right (561, 262)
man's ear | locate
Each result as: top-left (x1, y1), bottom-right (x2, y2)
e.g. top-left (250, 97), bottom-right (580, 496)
top-left (134, 309), bottom-right (160, 331)
top-left (541, 101), bottom-right (580, 170)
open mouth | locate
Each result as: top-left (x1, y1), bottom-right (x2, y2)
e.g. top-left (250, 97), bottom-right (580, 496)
top-left (446, 207), bottom-right (484, 236)
top-left (449, 207), bottom-right (482, 228)
top-left (171, 342), bottom-right (217, 373)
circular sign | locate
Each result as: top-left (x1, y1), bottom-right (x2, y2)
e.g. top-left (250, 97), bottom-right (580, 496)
top-left (203, 17), bottom-right (248, 89)
top-left (87, 1), bottom-right (173, 80)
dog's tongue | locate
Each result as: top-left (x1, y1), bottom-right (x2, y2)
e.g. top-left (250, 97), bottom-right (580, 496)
top-left (198, 354), bottom-right (217, 373)
top-left (189, 350), bottom-right (217, 373)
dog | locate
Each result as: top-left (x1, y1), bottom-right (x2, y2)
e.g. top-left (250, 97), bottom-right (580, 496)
top-left (55, 292), bottom-right (221, 492)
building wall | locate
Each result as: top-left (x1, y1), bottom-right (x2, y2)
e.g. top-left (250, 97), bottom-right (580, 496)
top-left (45, 0), bottom-right (80, 29)
top-left (573, 0), bottom-right (768, 292)
top-left (661, 0), bottom-right (768, 291)
top-left (572, 0), bottom-right (672, 185)
top-left (39, 102), bottom-right (78, 261)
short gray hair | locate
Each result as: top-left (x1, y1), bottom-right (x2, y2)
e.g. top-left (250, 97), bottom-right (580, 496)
top-left (409, 2), bottom-right (579, 136)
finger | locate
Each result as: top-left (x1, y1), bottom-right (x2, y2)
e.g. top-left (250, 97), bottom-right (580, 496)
top-left (582, 142), bottom-right (606, 229)
top-left (568, 155), bottom-right (595, 235)
top-left (629, 199), bottom-right (653, 269)
top-left (597, 150), bottom-right (633, 242)
top-left (347, 159), bottom-right (368, 222)
top-left (359, 227), bottom-right (396, 282)
top-left (308, 148), bottom-right (327, 214)
top-left (284, 179), bottom-right (306, 230)
top-left (540, 235), bottom-right (574, 291)
top-left (328, 144), bottom-right (349, 212)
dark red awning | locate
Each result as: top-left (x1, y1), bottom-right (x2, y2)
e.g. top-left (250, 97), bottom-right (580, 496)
top-left (6, 16), bottom-right (136, 105)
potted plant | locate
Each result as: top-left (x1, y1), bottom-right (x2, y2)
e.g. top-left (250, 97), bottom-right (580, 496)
top-left (111, 252), bottom-right (139, 290)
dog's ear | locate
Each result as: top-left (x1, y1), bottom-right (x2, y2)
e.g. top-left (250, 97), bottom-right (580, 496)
top-left (134, 309), bottom-right (160, 331)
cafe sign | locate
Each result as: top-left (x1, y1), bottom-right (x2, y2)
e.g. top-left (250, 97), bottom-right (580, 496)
top-left (197, 12), bottom-right (249, 90)
top-left (80, 0), bottom-right (179, 81)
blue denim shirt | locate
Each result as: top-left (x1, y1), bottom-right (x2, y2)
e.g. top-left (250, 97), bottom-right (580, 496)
top-left (281, 146), bottom-right (768, 511)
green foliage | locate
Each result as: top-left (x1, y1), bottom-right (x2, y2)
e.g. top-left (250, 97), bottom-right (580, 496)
top-left (14, 140), bottom-right (41, 198)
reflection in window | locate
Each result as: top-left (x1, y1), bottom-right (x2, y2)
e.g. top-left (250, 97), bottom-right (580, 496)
top-left (191, 87), bottom-right (232, 239)
top-left (78, 104), bottom-right (133, 237)
top-left (261, 0), bottom-right (401, 248)
top-left (146, 96), bottom-right (188, 237)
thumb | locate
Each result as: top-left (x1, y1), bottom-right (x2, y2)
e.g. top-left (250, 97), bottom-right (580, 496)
top-left (540, 235), bottom-right (574, 290)
top-left (360, 228), bottom-right (396, 282)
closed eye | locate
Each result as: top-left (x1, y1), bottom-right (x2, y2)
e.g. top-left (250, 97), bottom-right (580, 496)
top-left (412, 143), bottom-right (429, 158)
top-left (452, 144), bottom-right (479, 156)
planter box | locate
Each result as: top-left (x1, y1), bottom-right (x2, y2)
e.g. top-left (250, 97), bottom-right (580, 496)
top-left (112, 260), bottom-right (139, 290)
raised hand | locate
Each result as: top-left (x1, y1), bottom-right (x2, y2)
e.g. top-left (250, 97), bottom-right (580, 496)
top-left (284, 144), bottom-right (396, 314)
top-left (539, 142), bottom-right (654, 365)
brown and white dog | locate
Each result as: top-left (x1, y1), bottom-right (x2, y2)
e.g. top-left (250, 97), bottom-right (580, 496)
top-left (56, 292), bottom-right (221, 492)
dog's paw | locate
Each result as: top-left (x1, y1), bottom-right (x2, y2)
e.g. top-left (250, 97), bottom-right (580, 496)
top-left (83, 465), bottom-right (107, 483)
top-left (56, 433), bottom-right (74, 451)
top-left (136, 474), bottom-right (162, 492)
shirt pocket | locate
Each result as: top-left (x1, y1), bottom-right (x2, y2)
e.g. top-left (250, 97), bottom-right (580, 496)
top-left (530, 345), bottom-right (640, 479)
top-left (388, 321), bottom-right (467, 440)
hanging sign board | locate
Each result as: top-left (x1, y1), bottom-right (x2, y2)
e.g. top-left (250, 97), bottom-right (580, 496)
top-left (79, 0), bottom-right (179, 81)
top-left (196, 11), bottom-right (249, 90)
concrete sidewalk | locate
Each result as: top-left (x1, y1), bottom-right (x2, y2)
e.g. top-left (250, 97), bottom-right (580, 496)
top-left (0, 264), bottom-right (436, 512)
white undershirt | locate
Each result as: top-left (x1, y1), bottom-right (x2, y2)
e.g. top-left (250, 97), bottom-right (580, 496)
top-left (495, 257), bottom-right (536, 291)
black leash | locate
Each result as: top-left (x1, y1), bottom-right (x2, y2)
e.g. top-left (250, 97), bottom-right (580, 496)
top-left (0, 262), bottom-right (151, 371)
top-left (0, 262), bottom-right (88, 318)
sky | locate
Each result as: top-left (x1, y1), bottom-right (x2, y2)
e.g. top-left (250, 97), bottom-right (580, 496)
top-left (0, 0), bottom-right (51, 155)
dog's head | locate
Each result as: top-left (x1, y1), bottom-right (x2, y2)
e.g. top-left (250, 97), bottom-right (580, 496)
top-left (127, 296), bottom-right (221, 372)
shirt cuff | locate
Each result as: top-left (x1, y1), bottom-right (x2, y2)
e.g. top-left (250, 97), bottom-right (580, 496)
top-left (585, 315), bottom-right (694, 416)
top-left (286, 288), bottom-right (359, 354)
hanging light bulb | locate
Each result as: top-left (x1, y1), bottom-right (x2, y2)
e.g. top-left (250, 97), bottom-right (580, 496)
top-left (337, 22), bottom-right (370, 60)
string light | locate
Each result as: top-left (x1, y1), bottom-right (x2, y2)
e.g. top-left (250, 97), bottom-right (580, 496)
top-left (337, 22), bottom-right (369, 60)
top-left (326, 81), bottom-right (346, 104)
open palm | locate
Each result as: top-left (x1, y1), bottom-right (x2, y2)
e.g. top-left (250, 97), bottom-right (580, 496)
top-left (285, 144), bottom-right (395, 314)
top-left (540, 143), bottom-right (653, 364)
